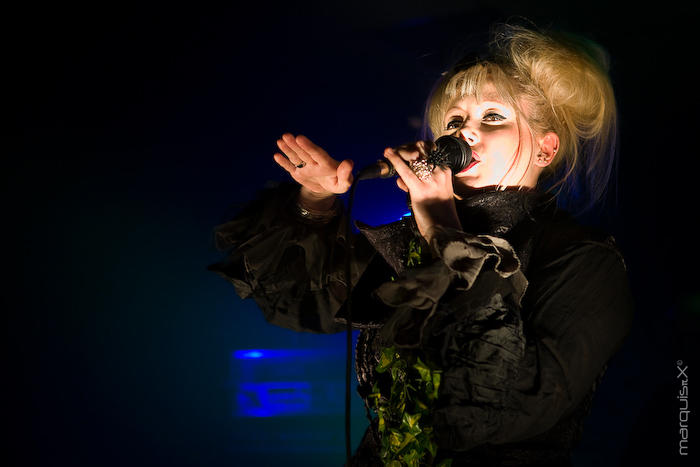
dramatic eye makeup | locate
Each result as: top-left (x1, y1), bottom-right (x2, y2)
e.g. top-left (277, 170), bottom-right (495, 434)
top-left (483, 112), bottom-right (506, 122)
top-left (444, 110), bottom-right (507, 130)
top-left (445, 117), bottom-right (463, 130)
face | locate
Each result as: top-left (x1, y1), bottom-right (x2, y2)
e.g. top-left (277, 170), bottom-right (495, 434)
top-left (440, 83), bottom-right (541, 191)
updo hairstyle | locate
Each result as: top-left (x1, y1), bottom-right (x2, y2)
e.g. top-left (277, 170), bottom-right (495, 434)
top-left (424, 23), bottom-right (618, 212)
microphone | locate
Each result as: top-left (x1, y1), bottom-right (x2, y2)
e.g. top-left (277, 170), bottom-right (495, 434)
top-left (356, 134), bottom-right (472, 181)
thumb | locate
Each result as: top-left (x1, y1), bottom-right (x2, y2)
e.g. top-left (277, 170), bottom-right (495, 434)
top-left (396, 177), bottom-right (409, 192)
top-left (336, 159), bottom-right (354, 189)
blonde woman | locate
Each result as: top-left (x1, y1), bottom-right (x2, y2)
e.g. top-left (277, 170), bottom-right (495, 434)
top-left (209, 23), bottom-right (633, 466)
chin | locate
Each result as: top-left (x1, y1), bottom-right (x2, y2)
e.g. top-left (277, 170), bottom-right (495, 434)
top-left (454, 174), bottom-right (483, 187)
top-left (453, 177), bottom-right (481, 193)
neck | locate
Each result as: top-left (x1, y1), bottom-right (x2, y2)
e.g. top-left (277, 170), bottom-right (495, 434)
top-left (454, 184), bottom-right (538, 200)
top-left (454, 187), bottom-right (548, 237)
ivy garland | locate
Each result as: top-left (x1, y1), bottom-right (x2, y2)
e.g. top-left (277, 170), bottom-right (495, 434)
top-left (367, 237), bottom-right (453, 466)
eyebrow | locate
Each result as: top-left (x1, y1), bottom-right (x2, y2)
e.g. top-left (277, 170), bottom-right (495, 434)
top-left (446, 101), bottom-right (508, 113)
top-left (444, 101), bottom-right (510, 120)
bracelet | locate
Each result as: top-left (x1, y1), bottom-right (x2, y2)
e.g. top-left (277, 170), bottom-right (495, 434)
top-left (295, 197), bottom-right (342, 223)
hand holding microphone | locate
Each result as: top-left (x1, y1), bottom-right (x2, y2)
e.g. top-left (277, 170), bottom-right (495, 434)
top-left (381, 135), bottom-right (472, 242)
top-left (356, 134), bottom-right (472, 181)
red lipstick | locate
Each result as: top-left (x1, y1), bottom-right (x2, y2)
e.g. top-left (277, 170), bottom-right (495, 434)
top-left (458, 151), bottom-right (480, 173)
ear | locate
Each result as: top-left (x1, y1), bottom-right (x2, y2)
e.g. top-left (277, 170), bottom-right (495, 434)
top-left (534, 132), bottom-right (560, 168)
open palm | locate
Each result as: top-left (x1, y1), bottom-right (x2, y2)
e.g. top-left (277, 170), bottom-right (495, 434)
top-left (274, 133), bottom-right (354, 196)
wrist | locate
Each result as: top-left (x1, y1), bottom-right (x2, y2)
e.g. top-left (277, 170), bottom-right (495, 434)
top-left (298, 186), bottom-right (336, 211)
top-left (294, 187), bottom-right (341, 224)
top-left (413, 200), bottom-right (461, 243)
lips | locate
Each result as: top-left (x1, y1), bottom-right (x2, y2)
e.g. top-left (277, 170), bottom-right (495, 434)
top-left (458, 151), bottom-right (480, 173)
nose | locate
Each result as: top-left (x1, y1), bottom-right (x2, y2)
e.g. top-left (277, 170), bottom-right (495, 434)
top-left (458, 126), bottom-right (479, 146)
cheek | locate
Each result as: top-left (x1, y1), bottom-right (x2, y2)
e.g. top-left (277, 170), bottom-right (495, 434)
top-left (486, 133), bottom-right (519, 166)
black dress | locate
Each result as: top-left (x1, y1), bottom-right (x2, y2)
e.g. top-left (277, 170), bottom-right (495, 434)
top-left (208, 183), bottom-right (634, 466)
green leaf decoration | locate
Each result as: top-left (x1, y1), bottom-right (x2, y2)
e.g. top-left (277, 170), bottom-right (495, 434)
top-left (365, 234), bottom-right (452, 465)
top-left (413, 357), bottom-right (432, 383)
top-left (377, 346), bottom-right (397, 372)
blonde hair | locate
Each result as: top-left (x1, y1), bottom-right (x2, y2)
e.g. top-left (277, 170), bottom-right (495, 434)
top-left (423, 23), bottom-right (618, 213)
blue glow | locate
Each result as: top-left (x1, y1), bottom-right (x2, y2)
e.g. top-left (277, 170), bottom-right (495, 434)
top-left (232, 348), bottom-right (349, 417)
top-left (400, 211), bottom-right (412, 218)
top-left (237, 381), bottom-right (312, 417)
top-left (233, 349), bottom-right (318, 360)
top-left (237, 350), bottom-right (263, 359)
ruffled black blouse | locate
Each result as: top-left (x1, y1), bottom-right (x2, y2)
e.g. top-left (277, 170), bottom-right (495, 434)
top-left (208, 183), bottom-right (634, 466)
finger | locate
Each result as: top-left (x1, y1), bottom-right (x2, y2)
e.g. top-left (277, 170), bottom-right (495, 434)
top-left (434, 165), bottom-right (453, 179)
top-left (425, 164), bottom-right (453, 185)
top-left (415, 140), bottom-right (436, 158)
top-left (276, 138), bottom-right (304, 166)
top-left (394, 144), bottom-right (421, 162)
top-left (282, 133), bottom-right (316, 166)
top-left (396, 177), bottom-right (408, 192)
top-left (296, 135), bottom-right (331, 164)
top-left (273, 153), bottom-right (298, 173)
top-left (384, 148), bottom-right (420, 188)
top-left (335, 159), bottom-right (354, 191)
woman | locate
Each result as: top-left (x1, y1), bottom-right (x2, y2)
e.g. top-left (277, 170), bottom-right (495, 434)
top-left (209, 23), bottom-right (634, 466)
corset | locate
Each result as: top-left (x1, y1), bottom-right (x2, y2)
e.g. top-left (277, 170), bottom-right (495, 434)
top-left (348, 188), bottom-right (608, 465)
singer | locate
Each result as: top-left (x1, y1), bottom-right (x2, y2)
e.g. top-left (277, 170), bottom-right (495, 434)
top-left (209, 22), bottom-right (633, 466)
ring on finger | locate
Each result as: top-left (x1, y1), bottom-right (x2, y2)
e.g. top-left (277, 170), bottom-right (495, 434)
top-left (409, 158), bottom-right (433, 181)
top-left (295, 161), bottom-right (306, 169)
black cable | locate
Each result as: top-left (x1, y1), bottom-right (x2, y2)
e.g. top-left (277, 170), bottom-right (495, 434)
top-left (344, 176), bottom-right (360, 464)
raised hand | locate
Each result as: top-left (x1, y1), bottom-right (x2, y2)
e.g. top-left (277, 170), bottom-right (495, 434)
top-left (274, 133), bottom-right (354, 198)
top-left (383, 141), bottom-right (462, 243)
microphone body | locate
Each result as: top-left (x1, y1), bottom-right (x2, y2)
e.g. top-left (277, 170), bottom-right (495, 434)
top-left (356, 135), bottom-right (472, 181)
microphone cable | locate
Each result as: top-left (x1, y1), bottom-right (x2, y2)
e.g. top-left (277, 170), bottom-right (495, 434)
top-left (344, 175), bottom-right (360, 464)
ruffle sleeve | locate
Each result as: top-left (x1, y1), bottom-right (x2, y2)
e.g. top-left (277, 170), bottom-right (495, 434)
top-left (207, 183), bottom-right (381, 334)
top-left (372, 225), bottom-right (634, 452)
top-left (373, 225), bottom-right (528, 349)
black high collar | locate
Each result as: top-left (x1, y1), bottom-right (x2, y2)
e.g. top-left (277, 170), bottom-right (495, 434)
top-left (357, 188), bottom-right (554, 277)
top-left (454, 187), bottom-right (554, 237)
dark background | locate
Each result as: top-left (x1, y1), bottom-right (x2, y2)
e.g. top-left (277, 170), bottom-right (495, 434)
top-left (6, 1), bottom-right (698, 466)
